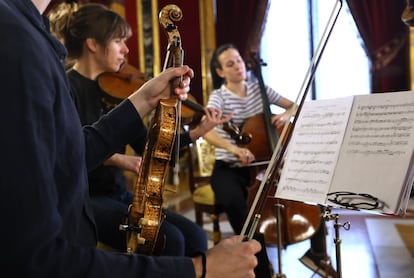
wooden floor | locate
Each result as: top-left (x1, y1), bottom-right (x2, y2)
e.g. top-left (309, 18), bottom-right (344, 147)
top-left (163, 172), bottom-right (414, 278)
top-left (267, 208), bottom-right (380, 278)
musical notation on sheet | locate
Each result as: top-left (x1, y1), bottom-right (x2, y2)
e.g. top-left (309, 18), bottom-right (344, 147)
top-left (276, 96), bottom-right (353, 204)
top-left (275, 91), bottom-right (414, 215)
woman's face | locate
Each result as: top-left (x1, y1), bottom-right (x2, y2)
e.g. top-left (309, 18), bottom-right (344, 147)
top-left (96, 37), bottom-right (129, 73)
top-left (215, 48), bottom-right (247, 83)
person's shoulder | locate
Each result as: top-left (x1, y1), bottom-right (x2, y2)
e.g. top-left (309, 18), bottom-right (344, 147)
top-left (247, 80), bottom-right (277, 94)
top-left (212, 85), bottom-right (232, 96)
top-left (67, 70), bottom-right (96, 98)
top-left (0, 2), bottom-right (26, 33)
top-left (67, 70), bottom-right (94, 86)
top-left (0, 0), bottom-right (41, 30)
top-left (208, 87), bottom-right (227, 101)
top-left (0, 0), bottom-right (17, 15)
top-left (246, 80), bottom-right (260, 89)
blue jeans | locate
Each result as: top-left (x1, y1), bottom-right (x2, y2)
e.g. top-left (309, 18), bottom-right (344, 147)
top-left (91, 191), bottom-right (207, 256)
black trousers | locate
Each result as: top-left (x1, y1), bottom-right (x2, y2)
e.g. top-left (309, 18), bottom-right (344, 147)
top-left (211, 161), bottom-right (272, 277)
top-left (211, 160), bottom-right (250, 234)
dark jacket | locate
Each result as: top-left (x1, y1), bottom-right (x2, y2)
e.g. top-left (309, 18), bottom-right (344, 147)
top-left (0, 0), bottom-right (193, 277)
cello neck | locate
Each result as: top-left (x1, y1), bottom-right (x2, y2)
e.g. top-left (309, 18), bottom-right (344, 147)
top-left (249, 53), bottom-right (278, 149)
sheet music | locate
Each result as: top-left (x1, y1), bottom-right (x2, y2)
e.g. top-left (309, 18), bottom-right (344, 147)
top-left (276, 96), bottom-right (354, 204)
top-left (329, 91), bottom-right (414, 214)
top-left (276, 91), bottom-right (414, 215)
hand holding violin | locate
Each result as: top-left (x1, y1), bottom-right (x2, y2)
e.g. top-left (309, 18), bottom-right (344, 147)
top-left (128, 65), bottom-right (194, 118)
top-left (192, 236), bottom-right (261, 278)
top-left (103, 153), bottom-right (142, 174)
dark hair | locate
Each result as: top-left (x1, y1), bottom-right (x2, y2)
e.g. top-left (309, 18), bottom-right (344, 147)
top-left (210, 43), bottom-right (237, 89)
top-left (62, 3), bottom-right (132, 59)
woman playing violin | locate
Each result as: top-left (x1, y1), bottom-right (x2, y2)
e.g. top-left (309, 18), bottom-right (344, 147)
top-left (204, 44), bottom-right (336, 278)
top-left (52, 3), bottom-right (229, 257)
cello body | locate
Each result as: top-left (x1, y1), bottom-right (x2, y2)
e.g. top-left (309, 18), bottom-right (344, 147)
top-left (241, 113), bottom-right (271, 162)
top-left (248, 171), bottom-right (321, 246)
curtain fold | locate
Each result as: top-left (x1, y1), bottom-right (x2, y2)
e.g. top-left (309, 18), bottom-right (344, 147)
top-left (215, 0), bottom-right (269, 60)
top-left (346, 0), bottom-right (410, 92)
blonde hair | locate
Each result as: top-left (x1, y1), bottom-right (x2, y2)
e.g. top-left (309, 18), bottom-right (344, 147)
top-left (48, 2), bottom-right (79, 43)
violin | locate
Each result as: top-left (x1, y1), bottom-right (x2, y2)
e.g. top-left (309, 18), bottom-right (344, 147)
top-left (97, 63), bottom-right (148, 111)
top-left (98, 61), bottom-right (204, 125)
top-left (98, 63), bottom-right (148, 99)
top-left (181, 95), bottom-right (205, 126)
top-left (121, 4), bottom-right (185, 255)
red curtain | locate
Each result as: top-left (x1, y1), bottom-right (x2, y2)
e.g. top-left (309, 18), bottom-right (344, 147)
top-left (215, 0), bottom-right (269, 60)
top-left (346, 0), bottom-right (410, 93)
top-left (215, 0), bottom-right (410, 93)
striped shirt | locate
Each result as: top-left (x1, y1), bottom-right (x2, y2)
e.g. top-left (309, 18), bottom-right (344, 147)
top-left (207, 81), bottom-right (282, 164)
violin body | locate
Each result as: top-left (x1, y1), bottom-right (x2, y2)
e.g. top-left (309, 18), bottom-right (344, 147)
top-left (122, 4), bottom-right (184, 255)
top-left (98, 63), bottom-right (148, 111)
top-left (181, 95), bottom-right (205, 126)
top-left (125, 98), bottom-right (178, 255)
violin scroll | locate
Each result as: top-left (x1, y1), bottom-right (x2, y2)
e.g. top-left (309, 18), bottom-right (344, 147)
top-left (159, 4), bottom-right (183, 89)
top-left (159, 4), bottom-right (183, 30)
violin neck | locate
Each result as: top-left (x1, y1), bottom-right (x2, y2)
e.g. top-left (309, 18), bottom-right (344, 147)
top-left (182, 99), bottom-right (205, 114)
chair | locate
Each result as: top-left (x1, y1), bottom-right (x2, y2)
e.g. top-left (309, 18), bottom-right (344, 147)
top-left (187, 138), bottom-right (224, 245)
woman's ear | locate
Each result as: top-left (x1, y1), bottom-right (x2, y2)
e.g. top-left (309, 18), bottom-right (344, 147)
top-left (85, 38), bottom-right (98, 53)
top-left (216, 67), bottom-right (225, 78)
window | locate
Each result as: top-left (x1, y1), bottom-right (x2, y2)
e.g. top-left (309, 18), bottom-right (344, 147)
top-left (260, 0), bottom-right (370, 110)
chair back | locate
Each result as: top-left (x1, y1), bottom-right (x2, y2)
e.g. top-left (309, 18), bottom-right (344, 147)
top-left (187, 138), bottom-right (215, 192)
top-left (187, 138), bottom-right (223, 244)
top-left (195, 138), bottom-right (215, 176)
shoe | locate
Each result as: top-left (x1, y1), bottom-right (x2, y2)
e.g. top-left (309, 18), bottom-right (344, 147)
top-left (299, 249), bottom-right (338, 278)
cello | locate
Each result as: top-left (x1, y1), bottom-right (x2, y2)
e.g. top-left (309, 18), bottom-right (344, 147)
top-left (242, 54), bottom-right (279, 163)
top-left (120, 4), bottom-right (185, 255)
top-left (241, 53), bottom-right (321, 247)
top-left (241, 2), bottom-right (343, 276)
